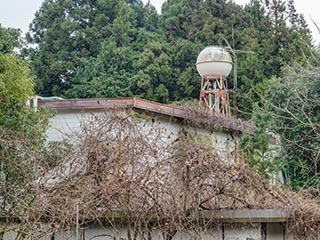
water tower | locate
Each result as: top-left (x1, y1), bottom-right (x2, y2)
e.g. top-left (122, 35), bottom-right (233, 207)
top-left (196, 46), bottom-right (233, 116)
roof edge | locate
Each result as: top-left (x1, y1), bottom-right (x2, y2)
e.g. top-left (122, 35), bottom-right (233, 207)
top-left (36, 97), bottom-right (254, 134)
top-left (199, 209), bottom-right (289, 223)
top-left (0, 209), bottom-right (289, 225)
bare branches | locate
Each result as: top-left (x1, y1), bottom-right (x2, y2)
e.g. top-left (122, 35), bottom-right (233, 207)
top-left (1, 110), bottom-right (319, 238)
top-left (310, 15), bottom-right (320, 35)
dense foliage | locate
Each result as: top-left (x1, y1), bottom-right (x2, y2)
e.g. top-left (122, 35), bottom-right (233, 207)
top-left (0, 25), bottom-right (21, 54)
top-left (26, 0), bottom-right (312, 104)
top-left (0, 24), bottom-right (50, 211)
top-left (265, 61), bottom-right (320, 188)
top-left (241, 55), bottom-right (320, 190)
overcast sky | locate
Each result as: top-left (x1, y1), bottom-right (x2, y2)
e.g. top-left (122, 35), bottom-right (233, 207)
top-left (0, 0), bottom-right (319, 44)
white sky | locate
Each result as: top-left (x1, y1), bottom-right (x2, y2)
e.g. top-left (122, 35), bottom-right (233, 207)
top-left (0, 0), bottom-right (319, 44)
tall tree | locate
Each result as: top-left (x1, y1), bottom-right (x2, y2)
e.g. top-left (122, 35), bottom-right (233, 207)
top-left (0, 25), bottom-right (50, 211)
top-left (26, 0), bottom-right (314, 109)
top-left (159, 0), bottom-right (254, 101)
top-left (0, 25), bottom-right (38, 131)
top-left (26, 0), bottom-right (160, 97)
top-left (265, 62), bottom-right (320, 188)
top-left (0, 24), bottom-right (21, 54)
top-left (237, 0), bottom-right (313, 119)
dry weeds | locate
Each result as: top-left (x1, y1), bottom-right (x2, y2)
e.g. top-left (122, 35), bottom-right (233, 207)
top-left (0, 110), bottom-right (319, 239)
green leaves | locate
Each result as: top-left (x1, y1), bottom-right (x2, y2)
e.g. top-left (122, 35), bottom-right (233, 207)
top-left (0, 32), bottom-right (51, 212)
top-left (0, 54), bottom-right (34, 103)
top-left (265, 64), bottom-right (320, 188)
top-left (0, 52), bottom-right (50, 140)
top-left (239, 97), bottom-right (280, 178)
top-left (241, 57), bottom-right (320, 189)
top-left (27, 0), bottom-right (162, 98)
top-left (26, 0), bottom-right (314, 108)
top-left (0, 25), bottom-right (21, 54)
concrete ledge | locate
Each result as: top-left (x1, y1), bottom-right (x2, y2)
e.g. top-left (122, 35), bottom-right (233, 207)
top-left (199, 209), bottom-right (289, 223)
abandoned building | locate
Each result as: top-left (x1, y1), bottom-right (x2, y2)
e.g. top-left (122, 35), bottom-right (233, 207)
top-left (16, 96), bottom-right (295, 240)
top-left (2, 46), bottom-right (318, 240)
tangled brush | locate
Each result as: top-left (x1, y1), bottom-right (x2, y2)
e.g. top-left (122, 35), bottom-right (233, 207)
top-left (1, 110), bottom-right (319, 239)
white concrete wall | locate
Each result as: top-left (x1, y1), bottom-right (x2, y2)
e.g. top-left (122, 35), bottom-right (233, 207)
top-left (45, 110), bottom-right (288, 240)
top-left (46, 109), bottom-right (238, 162)
top-left (1, 224), bottom-right (53, 240)
top-left (52, 223), bottom-right (289, 240)
top-left (47, 109), bottom-right (102, 142)
top-left (224, 223), bottom-right (261, 240)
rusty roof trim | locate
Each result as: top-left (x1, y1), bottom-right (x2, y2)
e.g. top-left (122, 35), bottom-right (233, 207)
top-left (37, 97), bottom-right (135, 109)
top-left (37, 97), bottom-right (254, 134)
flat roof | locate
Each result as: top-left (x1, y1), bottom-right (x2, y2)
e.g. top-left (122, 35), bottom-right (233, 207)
top-left (35, 97), bottom-right (254, 134)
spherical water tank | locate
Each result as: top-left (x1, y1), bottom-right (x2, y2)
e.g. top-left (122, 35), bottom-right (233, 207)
top-left (196, 46), bottom-right (233, 78)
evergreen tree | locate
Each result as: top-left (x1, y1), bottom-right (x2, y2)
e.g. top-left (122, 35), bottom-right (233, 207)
top-left (29, 0), bottom-right (164, 98)
top-left (159, 0), bottom-right (252, 101)
top-left (26, 0), bottom-right (314, 109)
top-left (237, 0), bottom-right (313, 119)
top-left (0, 24), bottom-right (21, 54)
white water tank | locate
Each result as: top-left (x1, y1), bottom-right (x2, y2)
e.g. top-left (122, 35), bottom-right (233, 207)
top-left (196, 46), bottom-right (233, 78)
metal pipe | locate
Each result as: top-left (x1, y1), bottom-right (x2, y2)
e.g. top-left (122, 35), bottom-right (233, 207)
top-left (218, 38), bottom-right (237, 90)
top-left (76, 202), bottom-right (79, 240)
